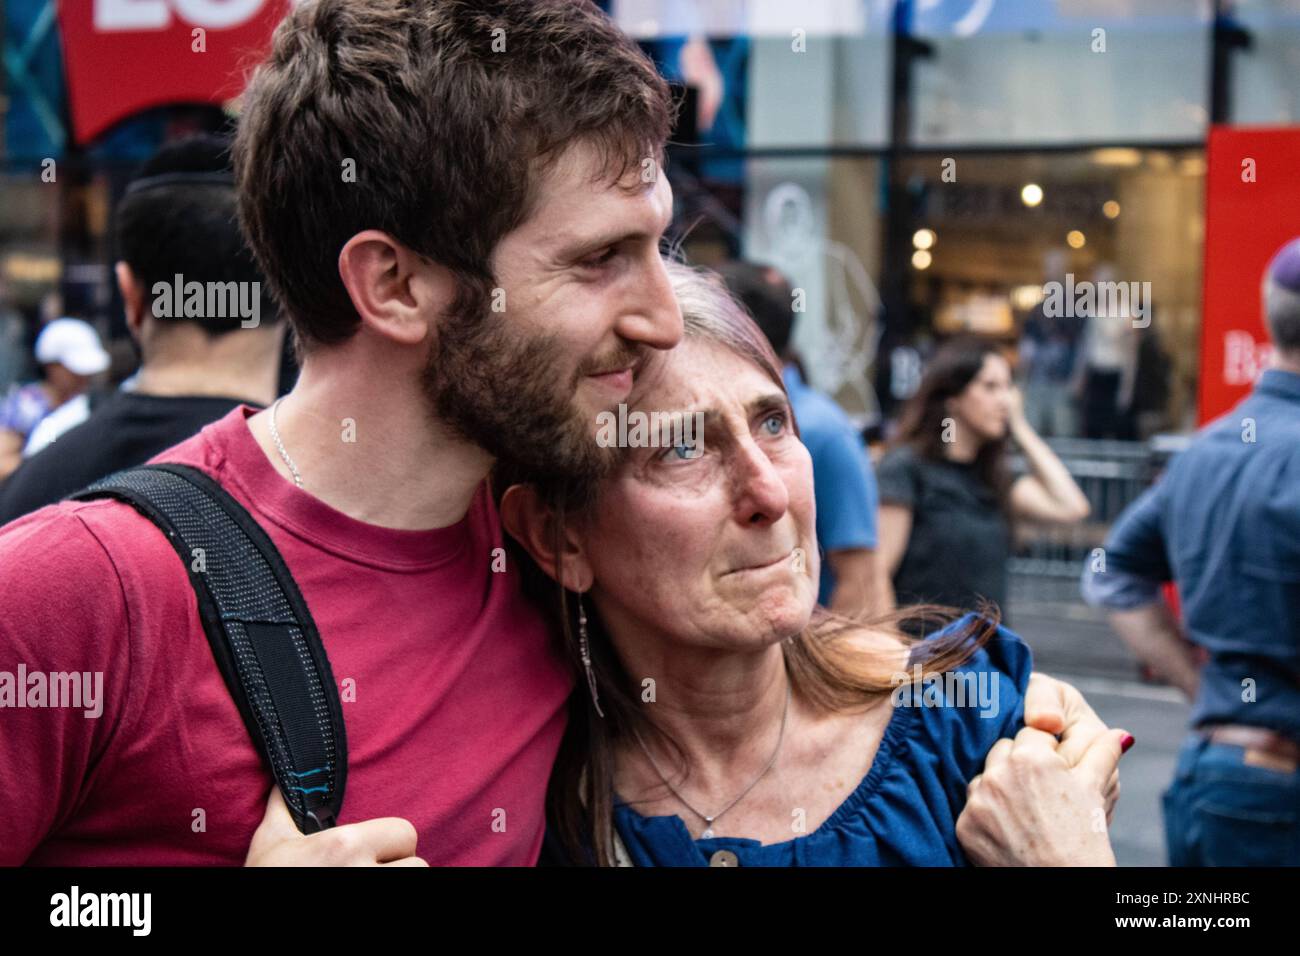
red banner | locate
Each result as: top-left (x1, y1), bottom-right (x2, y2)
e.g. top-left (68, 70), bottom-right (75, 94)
top-left (58, 0), bottom-right (290, 144)
top-left (1199, 125), bottom-right (1300, 424)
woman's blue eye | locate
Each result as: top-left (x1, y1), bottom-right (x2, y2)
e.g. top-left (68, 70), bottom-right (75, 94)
top-left (661, 440), bottom-right (702, 462)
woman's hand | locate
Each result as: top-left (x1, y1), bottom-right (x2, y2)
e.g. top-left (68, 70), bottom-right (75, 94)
top-left (1022, 671), bottom-right (1123, 819)
top-left (1006, 405), bottom-right (1092, 524)
top-left (1024, 671), bottom-right (1109, 762)
top-left (956, 726), bottom-right (1129, 866)
top-left (1006, 384), bottom-right (1027, 430)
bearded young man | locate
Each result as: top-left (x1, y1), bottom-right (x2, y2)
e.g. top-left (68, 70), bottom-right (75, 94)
top-left (0, 0), bottom-right (1123, 867)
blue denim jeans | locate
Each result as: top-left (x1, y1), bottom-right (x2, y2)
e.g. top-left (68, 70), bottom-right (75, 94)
top-left (1163, 734), bottom-right (1300, 866)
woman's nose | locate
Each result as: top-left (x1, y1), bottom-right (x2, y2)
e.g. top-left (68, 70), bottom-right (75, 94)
top-left (730, 439), bottom-right (789, 526)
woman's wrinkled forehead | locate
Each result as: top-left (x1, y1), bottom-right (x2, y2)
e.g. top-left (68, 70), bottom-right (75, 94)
top-left (628, 337), bottom-right (773, 417)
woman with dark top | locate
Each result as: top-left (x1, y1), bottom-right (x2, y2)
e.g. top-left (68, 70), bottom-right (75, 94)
top-left (498, 266), bottom-right (1124, 866)
top-left (876, 338), bottom-right (1091, 620)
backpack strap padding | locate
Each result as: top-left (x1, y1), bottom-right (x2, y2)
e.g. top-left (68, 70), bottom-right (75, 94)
top-left (70, 462), bottom-right (347, 834)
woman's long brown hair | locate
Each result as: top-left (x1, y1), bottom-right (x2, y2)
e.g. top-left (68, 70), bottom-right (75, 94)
top-left (497, 264), bottom-right (999, 866)
top-left (892, 336), bottom-right (1014, 514)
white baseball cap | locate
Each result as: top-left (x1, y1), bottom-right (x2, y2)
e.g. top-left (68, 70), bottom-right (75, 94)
top-left (34, 318), bottom-right (111, 376)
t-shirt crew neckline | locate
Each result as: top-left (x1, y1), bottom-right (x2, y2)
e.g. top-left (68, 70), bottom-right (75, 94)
top-left (206, 404), bottom-right (473, 572)
top-left (121, 391), bottom-right (260, 407)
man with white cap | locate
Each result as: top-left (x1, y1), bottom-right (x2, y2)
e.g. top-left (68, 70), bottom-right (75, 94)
top-left (1083, 235), bottom-right (1300, 866)
top-left (0, 317), bottom-right (110, 480)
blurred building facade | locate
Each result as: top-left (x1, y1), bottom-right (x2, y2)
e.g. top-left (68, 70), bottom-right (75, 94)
top-left (623, 0), bottom-right (1300, 441)
top-left (3, 0), bottom-right (1299, 427)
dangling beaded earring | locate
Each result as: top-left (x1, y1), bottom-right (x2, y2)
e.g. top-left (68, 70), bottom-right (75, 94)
top-left (576, 593), bottom-right (606, 718)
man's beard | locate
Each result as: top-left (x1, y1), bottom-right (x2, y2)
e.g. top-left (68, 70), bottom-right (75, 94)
top-left (421, 305), bottom-right (624, 484)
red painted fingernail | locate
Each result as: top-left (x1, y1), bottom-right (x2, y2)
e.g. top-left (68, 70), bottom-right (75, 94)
top-left (1120, 733), bottom-right (1135, 753)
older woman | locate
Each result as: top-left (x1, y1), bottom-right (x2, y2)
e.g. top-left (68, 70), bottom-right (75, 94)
top-left (499, 263), bottom-right (1126, 867)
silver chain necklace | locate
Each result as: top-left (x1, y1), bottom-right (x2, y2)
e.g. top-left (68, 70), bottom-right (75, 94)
top-left (633, 682), bottom-right (791, 839)
top-left (268, 397), bottom-right (304, 489)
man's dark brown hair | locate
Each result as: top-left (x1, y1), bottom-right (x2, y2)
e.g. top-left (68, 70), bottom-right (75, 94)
top-left (234, 0), bottom-right (673, 353)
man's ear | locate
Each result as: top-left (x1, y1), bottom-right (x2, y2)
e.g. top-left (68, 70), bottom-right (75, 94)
top-left (499, 484), bottom-right (593, 593)
top-left (116, 262), bottom-right (146, 342)
top-left (337, 229), bottom-right (455, 348)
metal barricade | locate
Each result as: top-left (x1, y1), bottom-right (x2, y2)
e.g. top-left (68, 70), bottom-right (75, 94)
top-left (1008, 436), bottom-right (1188, 606)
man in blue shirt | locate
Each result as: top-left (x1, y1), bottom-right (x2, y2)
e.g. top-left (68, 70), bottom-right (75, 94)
top-left (719, 261), bottom-right (881, 615)
top-left (1082, 237), bottom-right (1300, 866)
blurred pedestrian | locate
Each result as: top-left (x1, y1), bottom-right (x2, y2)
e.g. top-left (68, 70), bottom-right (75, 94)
top-left (877, 337), bottom-right (1090, 622)
top-left (0, 317), bottom-right (109, 481)
top-left (0, 133), bottom-right (284, 524)
top-left (1082, 236), bottom-right (1300, 866)
top-left (1019, 250), bottom-right (1082, 437)
top-left (0, 280), bottom-right (28, 396)
top-left (718, 260), bottom-right (883, 616)
top-left (1071, 264), bottom-right (1139, 440)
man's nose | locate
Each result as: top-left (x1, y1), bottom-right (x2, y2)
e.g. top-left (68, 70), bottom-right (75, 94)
top-left (615, 254), bottom-right (683, 352)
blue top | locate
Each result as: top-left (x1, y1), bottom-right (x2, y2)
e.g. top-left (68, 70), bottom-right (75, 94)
top-left (612, 615), bottom-right (1032, 866)
top-left (782, 365), bottom-right (879, 604)
top-left (1084, 368), bottom-right (1300, 743)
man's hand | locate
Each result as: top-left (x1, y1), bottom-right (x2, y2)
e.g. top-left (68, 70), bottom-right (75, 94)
top-left (956, 726), bottom-right (1129, 867)
top-left (244, 788), bottom-right (428, 866)
top-left (1109, 604), bottom-right (1201, 701)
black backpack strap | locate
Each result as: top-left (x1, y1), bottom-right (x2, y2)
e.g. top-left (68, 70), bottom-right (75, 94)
top-left (70, 462), bottom-right (347, 833)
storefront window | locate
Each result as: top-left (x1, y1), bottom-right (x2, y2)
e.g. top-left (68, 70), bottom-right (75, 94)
top-left (730, 156), bottom-right (886, 423)
top-left (615, 1), bottom-right (892, 149)
top-left (1231, 0), bottom-right (1300, 124)
top-left (893, 148), bottom-right (1205, 437)
top-left (910, 1), bottom-right (1213, 145)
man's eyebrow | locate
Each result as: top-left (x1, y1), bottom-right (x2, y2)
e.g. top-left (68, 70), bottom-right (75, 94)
top-left (553, 192), bottom-right (674, 263)
top-left (553, 227), bottom-right (652, 263)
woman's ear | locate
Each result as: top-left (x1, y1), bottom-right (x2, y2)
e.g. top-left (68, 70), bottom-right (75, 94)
top-left (499, 484), bottom-right (594, 592)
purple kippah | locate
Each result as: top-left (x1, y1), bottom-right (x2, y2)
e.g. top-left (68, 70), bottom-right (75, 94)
top-left (1266, 237), bottom-right (1300, 293)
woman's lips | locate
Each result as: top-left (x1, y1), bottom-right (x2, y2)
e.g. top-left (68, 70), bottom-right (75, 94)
top-left (725, 549), bottom-right (795, 576)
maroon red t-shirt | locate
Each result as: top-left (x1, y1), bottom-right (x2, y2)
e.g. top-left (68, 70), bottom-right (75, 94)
top-left (0, 405), bottom-right (573, 865)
